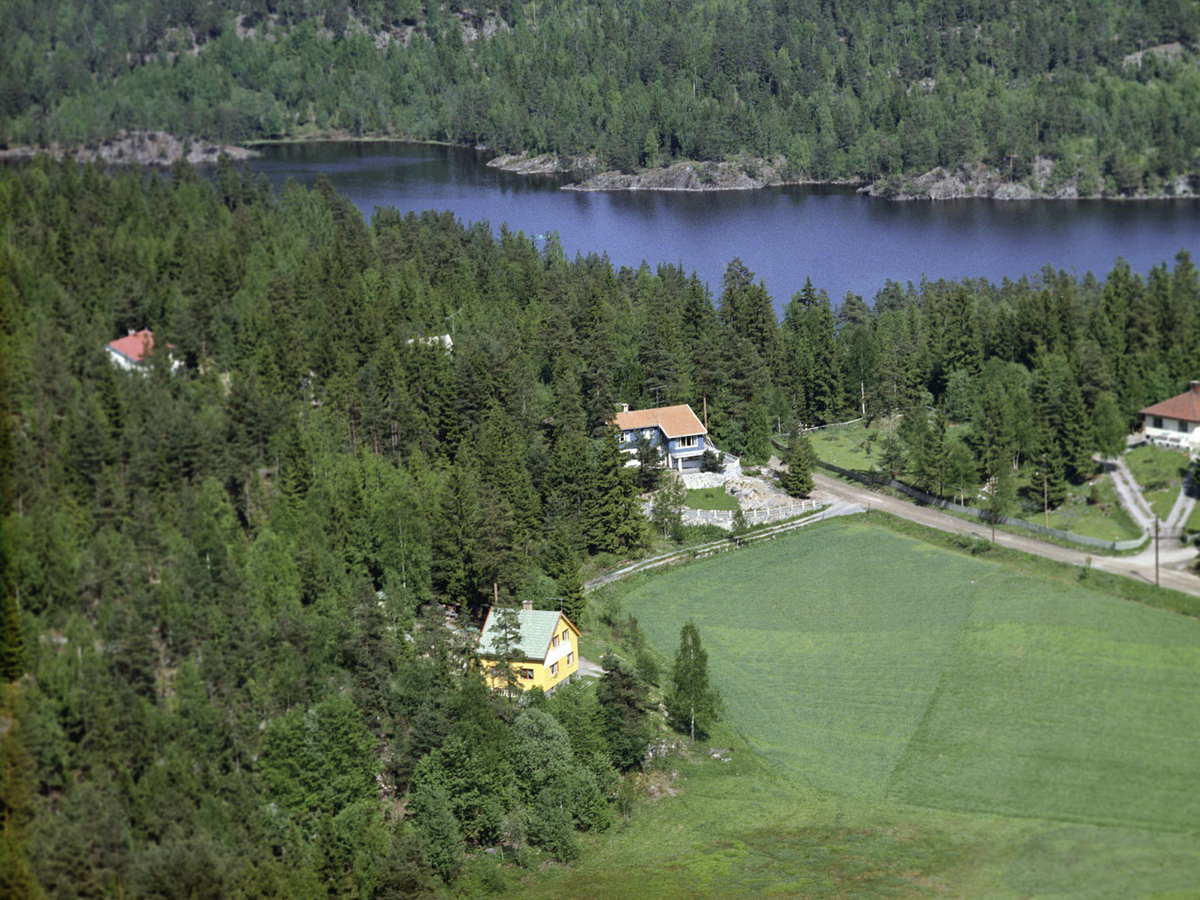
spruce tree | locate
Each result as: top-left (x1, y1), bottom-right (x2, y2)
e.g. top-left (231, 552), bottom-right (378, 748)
top-left (1059, 380), bottom-right (1094, 482)
top-left (665, 622), bottom-right (722, 742)
top-left (0, 591), bottom-right (23, 684)
top-left (595, 654), bottom-right (651, 771)
top-left (491, 599), bottom-right (525, 697)
top-left (744, 401), bottom-right (771, 464)
top-left (920, 409), bottom-right (950, 496)
top-left (585, 430), bottom-right (642, 554)
top-left (779, 420), bottom-right (814, 498)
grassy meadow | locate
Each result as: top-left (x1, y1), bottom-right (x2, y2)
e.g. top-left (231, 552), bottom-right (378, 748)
top-left (505, 519), bottom-right (1200, 898)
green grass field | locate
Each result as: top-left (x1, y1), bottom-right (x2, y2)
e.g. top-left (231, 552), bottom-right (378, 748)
top-left (508, 520), bottom-right (1200, 898)
top-left (1041, 475), bottom-right (1143, 541)
top-left (687, 488), bottom-right (740, 511)
top-left (1127, 445), bottom-right (1192, 521)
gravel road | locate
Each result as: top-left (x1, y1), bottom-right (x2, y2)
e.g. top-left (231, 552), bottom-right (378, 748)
top-left (812, 473), bottom-right (1200, 598)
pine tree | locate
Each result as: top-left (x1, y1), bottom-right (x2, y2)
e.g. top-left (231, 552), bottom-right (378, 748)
top-left (665, 622), bottom-right (722, 742)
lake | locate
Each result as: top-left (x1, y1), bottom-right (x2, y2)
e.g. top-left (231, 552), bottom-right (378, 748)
top-left (248, 141), bottom-right (1200, 309)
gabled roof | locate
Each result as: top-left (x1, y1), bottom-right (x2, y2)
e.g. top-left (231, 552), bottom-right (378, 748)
top-left (478, 608), bottom-right (580, 662)
top-left (1142, 384), bottom-right (1200, 423)
top-left (107, 329), bottom-right (160, 363)
top-left (614, 404), bottom-right (707, 439)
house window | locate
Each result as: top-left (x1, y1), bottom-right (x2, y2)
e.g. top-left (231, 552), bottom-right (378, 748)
top-left (622, 430), bottom-right (633, 444)
top-left (550, 662), bottom-right (559, 677)
top-left (561, 630), bottom-right (569, 643)
top-left (1180, 421), bottom-right (1190, 433)
top-left (520, 668), bottom-right (534, 680)
top-left (677, 435), bottom-right (697, 449)
top-left (643, 428), bottom-right (655, 440)
top-left (1154, 416), bottom-right (1164, 428)
top-left (552, 634), bottom-right (560, 648)
top-left (567, 652), bottom-right (574, 666)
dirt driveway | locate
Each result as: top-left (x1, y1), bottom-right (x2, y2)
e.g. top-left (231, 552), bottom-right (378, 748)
top-left (813, 473), bottom-right (1200, 598)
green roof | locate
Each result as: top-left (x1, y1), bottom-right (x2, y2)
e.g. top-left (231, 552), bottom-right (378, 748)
top-left (478, 608), bottom-right (569, 661)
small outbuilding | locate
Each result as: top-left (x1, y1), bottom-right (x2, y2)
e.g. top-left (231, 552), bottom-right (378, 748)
top-left (106, 329), bottom-right (178, 373)
top-left (477, 601), bottom-right (581, 693)
top-left (1140, 381), bottom-right (1200, 452)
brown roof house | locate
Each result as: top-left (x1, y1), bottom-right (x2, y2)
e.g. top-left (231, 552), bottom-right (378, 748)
top-left (614, 403), bottom-right (712, 472)
top-left (1140, 382), bottom-right (1200, 452)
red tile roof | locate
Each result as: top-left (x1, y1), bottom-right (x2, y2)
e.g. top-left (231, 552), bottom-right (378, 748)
top-left (107, 329), bottom-right (158, 363)
top-left (614, 404), bottom-right (707, 439)
top-left (1141, 383), bottom-right (1200, 423)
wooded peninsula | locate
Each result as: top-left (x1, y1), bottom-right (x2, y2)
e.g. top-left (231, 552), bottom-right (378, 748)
top-left (3, 0), bottom-right (1200, 196)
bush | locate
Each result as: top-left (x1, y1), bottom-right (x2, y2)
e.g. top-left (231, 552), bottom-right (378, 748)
top-left (700, 450), bottom-right (725, 473)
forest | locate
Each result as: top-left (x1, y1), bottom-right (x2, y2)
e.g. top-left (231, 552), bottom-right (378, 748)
top-left (3, 0), bottom-right (1200, 192)
top-left (1, 156), bottom-right (1198, 896)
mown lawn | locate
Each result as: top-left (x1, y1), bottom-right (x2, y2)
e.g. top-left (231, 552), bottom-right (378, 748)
top-left (509, 520), bottom-right (1200, 898)
top-left (1127, 445), bottom-right (1192, 521)
top-left (1041, 474), bottom-right (1143, 541)
top-left (686, 488), bottom-right (740, 511)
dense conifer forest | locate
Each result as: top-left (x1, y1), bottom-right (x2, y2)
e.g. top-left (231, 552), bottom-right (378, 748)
top-left (0, 158), bottom-right (1198, 895)
top-left (3, 0), bottom-right (1200, 191)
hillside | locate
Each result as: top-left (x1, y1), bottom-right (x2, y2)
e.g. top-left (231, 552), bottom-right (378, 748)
top-left (604, 520), bottom-right (1200, 898)
top-left (2, 160), bottom-right (1200, 896)
top-left (3, 0), bottom-right (1200, 194)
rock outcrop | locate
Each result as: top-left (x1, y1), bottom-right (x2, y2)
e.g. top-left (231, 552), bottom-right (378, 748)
top-left (0, 130), bottom-right (257, 167)
top-left (859, 158), bottom-right (1199, 201)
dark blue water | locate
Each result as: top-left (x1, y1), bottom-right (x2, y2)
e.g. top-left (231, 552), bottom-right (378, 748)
top-left (249, 141), bottom-right (1200, 309)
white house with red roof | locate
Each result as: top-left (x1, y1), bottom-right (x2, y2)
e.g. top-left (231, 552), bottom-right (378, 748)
top-left (1140, 382), bottom-right (1200, 452)
top-left (614, 403), bottom-right (712, 472)
top-left (106, 329), bottom-right (177, 373)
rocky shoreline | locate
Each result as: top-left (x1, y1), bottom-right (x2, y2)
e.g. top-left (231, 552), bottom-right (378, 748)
top-left (0, 130), bottom-right (258, 167)
top-left (859, 157), bottom-right (1199, 201)
top-left (488, 150), bottom-right (1199, 200)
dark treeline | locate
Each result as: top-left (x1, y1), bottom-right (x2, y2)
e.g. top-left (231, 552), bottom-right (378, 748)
top-left (4, 0), bottom-right (1200, 192)
top-left (0, 159), bottom-right (1197, 896)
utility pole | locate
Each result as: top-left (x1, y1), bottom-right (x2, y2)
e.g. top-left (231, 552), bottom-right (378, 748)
top-left (1155, 517), bottom-right (1160, 586)
top-left (1042, 452), bottom-right (1049, 529)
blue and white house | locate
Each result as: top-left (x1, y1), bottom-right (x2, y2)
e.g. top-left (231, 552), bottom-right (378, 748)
top-left (615, 403), bottom-right (710, 471)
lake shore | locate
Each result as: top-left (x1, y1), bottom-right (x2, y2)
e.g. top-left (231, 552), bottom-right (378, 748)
top-left (0, 130), bottom-right (257, 167)
top-left (488, 149), bottom-right (1200, 200)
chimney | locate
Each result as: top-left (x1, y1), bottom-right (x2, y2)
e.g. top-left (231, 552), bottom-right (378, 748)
top-left (620, 403), bottom-right (630, 413)
top-left (1191, 381), bottom-right (1200, 395)
top-left (522, 600), bottom-right (533, 611)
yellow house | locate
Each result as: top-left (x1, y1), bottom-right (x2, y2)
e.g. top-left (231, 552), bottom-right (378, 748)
top-left (478, 601), bottom-right (582, 692)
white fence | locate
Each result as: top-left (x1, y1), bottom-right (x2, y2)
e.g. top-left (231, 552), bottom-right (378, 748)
top-left (683, 499), bottom-right (822, 530)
